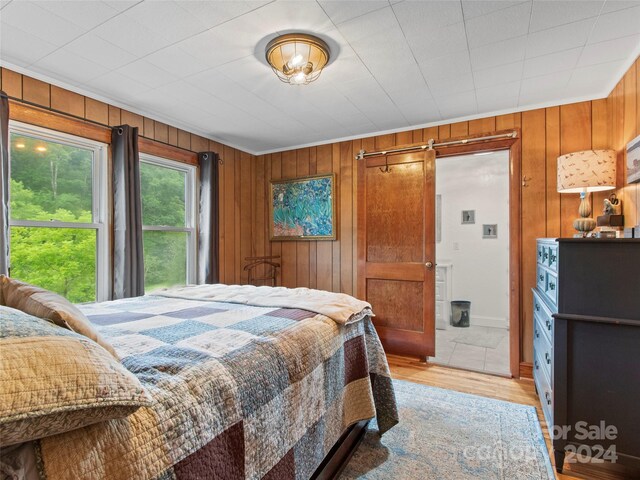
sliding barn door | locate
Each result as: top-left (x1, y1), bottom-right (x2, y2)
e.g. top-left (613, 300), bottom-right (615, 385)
top-left (357, 150), bottom-right (436, 357)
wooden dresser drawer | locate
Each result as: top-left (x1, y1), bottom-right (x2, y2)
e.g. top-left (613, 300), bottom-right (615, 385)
top-left (534, 353), bottom-right (554, 428)
top-left (547, 243), bottom-right (558, 272)
top-left (536, 264), bottom-right (546, 292)
top-left (537, 243), bottom-right (545, 264)
top-left (533, 290), bottom-right (554, 340)
top-left (544, 269), bottom-right (558, 308)
top-left (534, 317), bottom-right (553, 381)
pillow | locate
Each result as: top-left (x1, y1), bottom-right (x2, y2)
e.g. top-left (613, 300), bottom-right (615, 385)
top-left (0, 306), bottom-right (151, 447)
top-left (0, 275), bottom-right (118, 360)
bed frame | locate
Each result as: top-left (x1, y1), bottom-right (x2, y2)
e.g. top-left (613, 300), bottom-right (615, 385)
top-left (311, 420), bottom-right (370, 480)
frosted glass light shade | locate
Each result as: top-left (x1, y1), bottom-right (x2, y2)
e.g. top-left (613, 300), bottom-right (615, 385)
top-left (557, 149), bottom-right (616, 193)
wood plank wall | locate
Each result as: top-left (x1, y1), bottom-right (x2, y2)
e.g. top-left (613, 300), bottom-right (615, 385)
top-left (250, 56), bottom-right (640, 366)
top-left (2, 56), bottom-right (638, 367)
top-left (0, 67), bottom-right (253, 287)
top-left (610, 57), bottom-right (640, 226)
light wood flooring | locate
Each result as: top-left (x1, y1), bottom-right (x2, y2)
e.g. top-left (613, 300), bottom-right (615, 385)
top-left (387, 355), bottom-right (632, 480)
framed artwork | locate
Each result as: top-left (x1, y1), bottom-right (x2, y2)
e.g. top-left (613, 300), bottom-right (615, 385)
top-left (269, 173), bottom-right (336, 241)
top-left (627, 134), bottom-right (640, 184)
top-left (483, 224), bottom-right (498, 239)
top-left (461, 210), bottom-right (475, 224)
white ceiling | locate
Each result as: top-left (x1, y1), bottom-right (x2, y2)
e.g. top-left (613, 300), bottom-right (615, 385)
top-left (1, 0), bottom-right (639, 154)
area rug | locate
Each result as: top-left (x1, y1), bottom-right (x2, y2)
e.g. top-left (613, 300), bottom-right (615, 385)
top-left (340, 380), bottom-right (554, 480)
top-left (453, 330), bottom-right (504, 349)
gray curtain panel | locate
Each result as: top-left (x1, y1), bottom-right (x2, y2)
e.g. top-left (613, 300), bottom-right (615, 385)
top-left (197, 151), bottom-right (220, 284)
top-left (111, 125), bottom-right (144, 299)
top-left (0, 92), bottom-right (9, 276)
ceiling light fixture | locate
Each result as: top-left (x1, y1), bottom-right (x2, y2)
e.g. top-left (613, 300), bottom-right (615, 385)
top-left (265, 33), bottom-right (330, 85)
top-left (14, 142), bottom-right (25, 149)
top-left (35, 146), bottom-right (47, 152)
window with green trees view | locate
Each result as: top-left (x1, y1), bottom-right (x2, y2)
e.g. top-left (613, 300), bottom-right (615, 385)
top-left (7, 125), bottom-right (196, 303)
top-left (140, 156), bottom-right (196, 292)
top-left (8, 125), bottom-right (107, 303)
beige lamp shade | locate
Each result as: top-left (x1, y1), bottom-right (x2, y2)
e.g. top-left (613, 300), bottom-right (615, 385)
top-left (557, 149), bottom-right (616, 193)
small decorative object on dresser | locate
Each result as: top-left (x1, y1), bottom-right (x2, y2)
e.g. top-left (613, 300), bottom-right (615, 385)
top-left (557, 150), bottom-right (616, 236)
top-left (596, 193), bottom-right (624, 228)
top-left (533, 238), bottom-right (640, 476)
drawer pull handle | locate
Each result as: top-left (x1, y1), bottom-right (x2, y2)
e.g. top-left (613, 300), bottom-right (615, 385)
top-left (549, 282), bottom-right (555, 290)
top-left (535, 360), bottom-right (539, 370)
top-left (546, 319), bottom-right (552, 331)
top-left (545, 392), bottom-right (551, 405)
top-left (543, 252), bottom-right (548, 260)
top-left (535, 328), bottom-right (539, 338)
top-left (539, 274), bottom-right (544, 282)
top-left (535, 303), bottom-right (540, 312)
top-left (545, 352), bottom-right (551, 364)
top-left (550, 254), bottom-right (556, 263)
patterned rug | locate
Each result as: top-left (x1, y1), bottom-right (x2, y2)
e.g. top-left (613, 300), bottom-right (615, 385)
top-left (340, 380), bottom-right (554, 480)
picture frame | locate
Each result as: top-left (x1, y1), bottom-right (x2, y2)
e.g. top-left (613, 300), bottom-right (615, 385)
top-left (483, 224), bottom-right (498, 239)
top-left (461, 210), bottom-right (475, 224)
top-left (269, 173), bottom-right (336, 241)
top-left (627, 134), bottom-right (640, 184)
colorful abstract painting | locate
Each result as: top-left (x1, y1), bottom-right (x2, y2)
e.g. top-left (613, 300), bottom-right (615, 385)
top-left (270, 174), bottom-right (336, 240)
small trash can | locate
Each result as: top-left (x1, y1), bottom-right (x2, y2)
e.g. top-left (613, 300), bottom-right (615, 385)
top-left (450, 301), bottom-right (471, 328)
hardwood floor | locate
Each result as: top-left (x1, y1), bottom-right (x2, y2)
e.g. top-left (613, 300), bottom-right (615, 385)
top-left (387, 355), bottom-right (631, 480)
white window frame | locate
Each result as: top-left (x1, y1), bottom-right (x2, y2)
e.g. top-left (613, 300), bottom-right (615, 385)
top-left (7, 121), bottom-right (110, 302)
top-left (139, 153), bottom-right (197, 286)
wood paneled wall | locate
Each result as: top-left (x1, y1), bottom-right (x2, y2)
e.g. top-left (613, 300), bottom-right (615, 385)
top-left (249, 57), bottom-right (640, 366)
top-left (0, 67), bottom-right (254, 286)
top-left (3, 55), bottom-right (638, 368)
top-left (609, 57), bottom-right (640, 227)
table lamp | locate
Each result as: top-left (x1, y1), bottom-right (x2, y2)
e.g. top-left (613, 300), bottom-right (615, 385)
top-left (557, 149), bottom-right (616, 236)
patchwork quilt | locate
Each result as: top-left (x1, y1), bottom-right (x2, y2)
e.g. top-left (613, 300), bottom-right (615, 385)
top-left (36, 286), bottom-right (399, 480)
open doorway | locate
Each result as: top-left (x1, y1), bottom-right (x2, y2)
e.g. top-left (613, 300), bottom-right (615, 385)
top-left (429, 151), bottom-right (510, 375)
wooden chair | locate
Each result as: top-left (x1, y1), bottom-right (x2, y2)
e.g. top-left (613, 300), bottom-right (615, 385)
top-left (243, 256), bottom-right (280, 286)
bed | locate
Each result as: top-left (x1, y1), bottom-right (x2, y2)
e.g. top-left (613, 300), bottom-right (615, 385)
top-left (1, 284), bottom-right (398, 480)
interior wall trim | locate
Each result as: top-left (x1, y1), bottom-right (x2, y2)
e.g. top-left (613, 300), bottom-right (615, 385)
top-left (436, 131), bottom-right (522, 378)
top-left (8, 99), bottom-right (198, 165)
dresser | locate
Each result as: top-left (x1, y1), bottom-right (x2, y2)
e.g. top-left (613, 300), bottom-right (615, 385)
top-left (532, 239), bottom-right (557, 431)
top-left (533, 238), bottom-right (640, 475)
top-left (435, 263), bottom-right (452, 330)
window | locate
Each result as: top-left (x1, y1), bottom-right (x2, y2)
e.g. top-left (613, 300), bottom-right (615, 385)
top-left (140, 155), bottom-right (196, 292)
top-left (8, 122), bottom-right (108, 302)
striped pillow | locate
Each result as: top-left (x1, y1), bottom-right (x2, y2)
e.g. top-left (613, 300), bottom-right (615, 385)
top-left (0, 275), bottom-right (118, 360)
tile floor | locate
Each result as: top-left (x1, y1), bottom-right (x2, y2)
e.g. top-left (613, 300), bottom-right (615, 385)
top-left (428, 325), bottom-right (510, 375)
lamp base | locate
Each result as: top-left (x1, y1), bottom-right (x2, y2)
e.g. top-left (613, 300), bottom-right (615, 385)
top-left (573, 217), bottom-right (596, 235)
top-left (573, 190), bottom-right (596, 236)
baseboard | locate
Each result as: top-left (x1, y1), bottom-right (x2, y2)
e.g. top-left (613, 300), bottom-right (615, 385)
top-left (519, 362), bottom-right (533, 379)
top-left (471, 315), bottom-right (508, 329)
